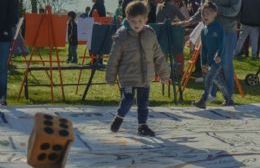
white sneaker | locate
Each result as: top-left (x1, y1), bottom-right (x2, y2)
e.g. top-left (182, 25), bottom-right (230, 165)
top-left (207, 95), bottom-right (216, 103)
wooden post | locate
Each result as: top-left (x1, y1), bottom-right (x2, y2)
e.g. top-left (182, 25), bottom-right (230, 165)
top-left (18, 6), bottom-right (66, 102)
top-left (75, 48), bottom-right (88, 94)
top-left (18, 14), bottom-right (45, 100)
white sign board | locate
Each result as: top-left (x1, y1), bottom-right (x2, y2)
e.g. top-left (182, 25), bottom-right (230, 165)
top-left (77, 17), bottom-right (94, 49)
top-left (189, 22), bottom-right (204, 45)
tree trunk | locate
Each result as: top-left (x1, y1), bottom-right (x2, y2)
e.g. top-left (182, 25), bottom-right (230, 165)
top-left (19, 0), bottom-right (26, 17)
top-left (31, 0), bottom-right (38, 13)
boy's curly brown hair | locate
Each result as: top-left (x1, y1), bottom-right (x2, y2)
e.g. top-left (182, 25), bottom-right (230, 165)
top-left (126, 1), bottom-right (148, 17)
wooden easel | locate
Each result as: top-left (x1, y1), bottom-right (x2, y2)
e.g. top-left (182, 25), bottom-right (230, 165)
top-left (75, 14), bottom-right (114, 97)
top-left (181, 43), bottom-right (245, 97)
top-left (75, 47), bottom-right (92, 94)
top-left (17, 6), bottom-right (65, 102)
top-left (181, 43), bottom-right (201, 92)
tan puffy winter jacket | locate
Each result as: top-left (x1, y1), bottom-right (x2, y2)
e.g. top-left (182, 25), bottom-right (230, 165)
top-left (106, 25), bottom-right (170, 88)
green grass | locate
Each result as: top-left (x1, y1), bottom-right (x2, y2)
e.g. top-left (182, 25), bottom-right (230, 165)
top-left (7, 45), bottom-right (260, 107)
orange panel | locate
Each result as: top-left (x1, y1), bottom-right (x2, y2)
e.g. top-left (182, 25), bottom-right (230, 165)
top-left (25, 13), bottom-right (67, 47)
top-left (94, 17), bottom-right (113, 25)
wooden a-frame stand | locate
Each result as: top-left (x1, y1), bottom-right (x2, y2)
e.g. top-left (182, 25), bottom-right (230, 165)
top-left (17, 6), bottom-right (65, 102)
top-left (181, 42), bottom-right (245, 97)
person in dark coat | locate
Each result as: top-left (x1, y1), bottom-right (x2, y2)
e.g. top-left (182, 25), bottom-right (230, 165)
top-left (89, 0), bottom-right (106, 17)
top-left (156, 0), bottom-right (185, 23)
top-left (80, 6), bottom-right (91, 18)
top-left (67, 11), bottom-right (78, 63)
top-left (147, 0), bottom-right (158, 23)
top-left (0, 0), bottom-right (18, 106)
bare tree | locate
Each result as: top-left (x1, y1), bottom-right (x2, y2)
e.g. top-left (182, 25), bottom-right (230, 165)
top-left (24, 0), bottom-right (73, 13)
top-left (19, 0), bottom-right (26, 16)
top-left (37, 0), bottom-right (73, 12)
top-left (31, 0), bottom-right (38, 13)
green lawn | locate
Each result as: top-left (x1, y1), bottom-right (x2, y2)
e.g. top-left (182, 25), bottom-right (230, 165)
top-left (7, 45), bottom-right (260, 107)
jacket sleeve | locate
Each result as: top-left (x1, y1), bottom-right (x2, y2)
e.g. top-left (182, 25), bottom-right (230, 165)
top-left (156, 4), bottom-right (165, 23)
top-left (105, 35), bottom-right (122, 84)
top-left (5, 0), bottom-right (18, 31)
top-left (171, 4), bottom-right (185, 21)
top-left (200, 30), bottom-right (207, 66)
top-left (153, 34), bottom-right (170, 81)
top-left (73, 22), bottom-right (78, 43)
top-left (89, 4), bottom-right (97, 17)
top-left (156, 3), bottom-right (185, 22)
top-left (217, 0), bottom-right (241, 18)
top-left (98, 3), bottom-right (106, 17)
top-left (216, 26), bottom-right (224, 59)
top-left (67, 23), bottom-right (71, 40)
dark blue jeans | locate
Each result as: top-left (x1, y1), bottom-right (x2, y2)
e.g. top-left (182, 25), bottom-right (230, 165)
top-left (68, 45), bottom-right (78, 62)
top-left (211, 32), bottom-right (237, 97)
top-left (117, 87), bottom-right (150, 124)
top-left (0, 42), bottom-right (11, 101)
top-left (202, 64), bottom-right (231, 102)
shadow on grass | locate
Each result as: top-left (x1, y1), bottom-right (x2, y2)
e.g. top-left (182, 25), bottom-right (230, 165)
top-left (185, 104), bottom-right (260, 120)
top-left (185, 78), bottom-right (260, 97)
top-left (9, 96), bottom-right (193, 107)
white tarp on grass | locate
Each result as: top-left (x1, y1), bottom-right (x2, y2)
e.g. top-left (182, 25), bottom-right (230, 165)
top-left (1, 104), bottom-right (260, 167)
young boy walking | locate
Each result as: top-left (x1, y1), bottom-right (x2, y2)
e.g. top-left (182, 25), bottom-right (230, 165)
top-left (106, 1), bottom-right (170, 137)
top-left (67, 11), bottom-right (78, 64)
top-left (194, 2), bottom-right (234, 109)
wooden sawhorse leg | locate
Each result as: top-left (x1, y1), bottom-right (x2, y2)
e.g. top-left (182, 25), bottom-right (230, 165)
top-left (234, 73), bottom-right (245, 97)
top-left (82, 68), bottom-right (96, 101)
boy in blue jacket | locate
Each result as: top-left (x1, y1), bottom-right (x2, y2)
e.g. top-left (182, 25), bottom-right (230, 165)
top-left (194, 2), bottom-right (233, 109)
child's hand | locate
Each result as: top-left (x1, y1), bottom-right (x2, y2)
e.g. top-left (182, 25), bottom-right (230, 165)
top-left (202, 65), bottom-right (209, 74)
top-left (214, 56), bottom-right (221, 64)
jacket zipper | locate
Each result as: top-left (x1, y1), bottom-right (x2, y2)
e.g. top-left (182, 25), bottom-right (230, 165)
top-left (138, 33), bottom-right (146, 84)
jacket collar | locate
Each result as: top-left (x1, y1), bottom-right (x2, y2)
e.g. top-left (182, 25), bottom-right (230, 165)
top-left (123, 19), bottom-right (140, 37)
top-left (206, 20), bottom-right (218, 28)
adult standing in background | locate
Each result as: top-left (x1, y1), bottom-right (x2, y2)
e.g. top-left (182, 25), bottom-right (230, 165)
top-left (156, 0), bottom-right (185, 23)
top-left (114, 0), bottom-right (123, 23)
top-left (0, 0), bottom-right (18, 106)
top-left (177, 0), bottom-right (241, 101)
top-left (186, 0), bottom-right (201, 16)
top-left (122, 0), bottom-right (134, 18)
top-left (90, 0), bottom-right (106, 17)
top-left (173, 0), bottom-right (190, 20)
top-left (80, 6), bottom-right (91, 18)
top-left (147, 0), bottom-right (158, 23)
top-left (234, 24), bottom-right (259, 60)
